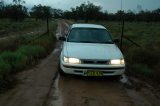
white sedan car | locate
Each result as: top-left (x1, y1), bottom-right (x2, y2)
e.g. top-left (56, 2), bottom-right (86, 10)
top-left (59, 24), bottom-right (125, 76)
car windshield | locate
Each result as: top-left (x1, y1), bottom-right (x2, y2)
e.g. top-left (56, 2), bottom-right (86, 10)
top-left (67, 28), bottom-right (113, 44)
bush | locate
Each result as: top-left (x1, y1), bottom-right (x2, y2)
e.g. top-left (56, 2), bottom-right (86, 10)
top-left (0, 60), bottom-right (11, 73)
top-left (18, 45), bottom-right (46, 58)
top-left (17, 45), bottom-right (47, 64)
top-left (0, 60), bottom-right (13, 90)
top-left (0, 37), bottom-right (20, 52)
top-left (0, 44), bottom-right (47, 91)
top-left (0, 51), bottom-right (27, 72)
top-left (126, 46), bottom-right (160, 67)
top-left (30, 35), bottom-right (55, 52)
top-left (0, 21), bottom-right (57, 91)
top-left (132, 64), bottom-right (153, 77)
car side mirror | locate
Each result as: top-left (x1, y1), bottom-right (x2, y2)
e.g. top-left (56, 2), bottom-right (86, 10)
top-left (113, 39), bottom-right (119, 43)
top-left (59, 37), bottom-right (66, 41)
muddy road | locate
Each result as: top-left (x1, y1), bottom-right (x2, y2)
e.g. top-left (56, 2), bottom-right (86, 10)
top-left (46, 75), bottom-right (160, 106)
top-left (46, 75), bottom-right (132, 106)
top-left (0, 20), bottom-right (159, 106)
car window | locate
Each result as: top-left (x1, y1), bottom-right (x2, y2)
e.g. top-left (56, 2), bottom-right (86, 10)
top-left (67, 28), bottom-right (113, 44)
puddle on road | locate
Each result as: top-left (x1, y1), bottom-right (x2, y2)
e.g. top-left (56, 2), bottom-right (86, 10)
top-left (47, 74), bottom-right (134, 106)
top-left (47, 74), bottom-right (160, 106)
top-left (47, 75), bottom-right (63, 106)
top-left (120, 74), bottom-right (128, 83)
top-left (52, 48), bottom-right (60, 54)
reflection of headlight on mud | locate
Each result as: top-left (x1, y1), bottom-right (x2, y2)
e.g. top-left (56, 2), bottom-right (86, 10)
top-left (64, 57), bottom-right (81, 64)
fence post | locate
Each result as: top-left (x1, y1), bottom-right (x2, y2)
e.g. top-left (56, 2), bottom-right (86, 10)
top-left (120, 19), bottom-right (124, 50)
top-left (47, 17), bottom-right (49, 34)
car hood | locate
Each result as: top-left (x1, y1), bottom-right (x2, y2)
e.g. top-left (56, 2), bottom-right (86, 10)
top-left (63, 42), bottom-right (123, 60)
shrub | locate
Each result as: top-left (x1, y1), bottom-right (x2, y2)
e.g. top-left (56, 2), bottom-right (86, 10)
top-left (0, 61), bottom-right (11, 80)
top-left (0, 21), bottom-right (57, 91)
top-left (132, 64), bottom-right (153, 77)
top-left (17, 45), bottom-right (47, 64)
top-left (30, 35), bottom-right (56, 52)
top-left (0, 59), bottom-right (11, 73)
top-left (0, 37), bottom-right (20, 52)
top-left (0, 60), bottom-right (13, 89)
top-left (0, 51), bottom-right (27, 72)
top-left (0, 45), bottom-right (47, 91)
top-left (19, 45), bottom-right (46, 58)
top-left (126, 47), bottom-right (160, 67)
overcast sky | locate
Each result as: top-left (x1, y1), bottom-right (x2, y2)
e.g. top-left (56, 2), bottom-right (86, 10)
top-left (5, 0), bottom-right (160, 13)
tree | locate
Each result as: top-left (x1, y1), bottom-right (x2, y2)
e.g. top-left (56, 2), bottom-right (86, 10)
top-left (0, 0), bottom-right (5, 18)
top-left (13, 0), bottom-right (25, 5)
top-left (30, 4), bottom-right (52, 20)
top-left (152, 8), bottom-right (160, 21)
top-left (60, 1), bottom-right (160, 22)
top-left (4, 4), bottom-right (27, 21)
top-left (62, 1), bottom-right (102, 22)
top-left (125, 10), bottom-right (135, 21)
top-left (52, 9), bottom-right (63, 18)
top-left (30, 4), bottom-right (53, 33)
top-left (85, 1), bottom-right (102, 22)
top-left (116, 10), bottom-right (125, 21)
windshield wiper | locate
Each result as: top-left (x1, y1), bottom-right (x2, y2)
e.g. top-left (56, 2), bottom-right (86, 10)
top-left (68, 41), bottom-right (113, 44)
top-left (80, 41), bottom-right (94, 43)
top-left (80, 41), bottom-right (113, 44)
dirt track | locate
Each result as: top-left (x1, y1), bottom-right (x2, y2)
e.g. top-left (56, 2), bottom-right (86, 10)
top-left (0, 20), bottom-right (160, 106)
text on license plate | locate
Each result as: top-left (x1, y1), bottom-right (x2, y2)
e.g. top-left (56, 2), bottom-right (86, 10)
top-left (84, 70), bottom-right (103, 76)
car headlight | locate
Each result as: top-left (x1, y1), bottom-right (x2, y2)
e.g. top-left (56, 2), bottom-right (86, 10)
top-left (63, 57), bottom-right (81, 64)
top-left (110, 59), bottom-right (125, 65)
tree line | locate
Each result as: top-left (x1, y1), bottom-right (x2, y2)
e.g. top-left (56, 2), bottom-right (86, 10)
top-left (0, 0), bottom-right (160, 22)
top-left (60, 2), bottom-right (160, 22)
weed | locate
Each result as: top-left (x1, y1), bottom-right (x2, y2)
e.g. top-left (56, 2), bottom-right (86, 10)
top-left (0, 60), bottom-right (14, 90)
top-left (17, 45), bottom-right (46, 64)
top-left (0, 51), bottom-right (27, 72)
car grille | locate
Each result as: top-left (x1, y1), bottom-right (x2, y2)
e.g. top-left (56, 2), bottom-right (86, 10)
top-left (74, 70), bottom-right (115, 75)
top-left (81, 59), bottom-right (109, 64)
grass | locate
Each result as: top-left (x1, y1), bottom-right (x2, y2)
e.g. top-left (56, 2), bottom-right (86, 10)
top-left (0, 61), bottom-right (13, 91)
top-left (0, 37), bottom-right (20, 52)
top-left (0, 51), bottom-right (27, 72)
top-left (0, 20), bottom-right (57, 91)
top-left (0, 18), bottom-right (44, 34)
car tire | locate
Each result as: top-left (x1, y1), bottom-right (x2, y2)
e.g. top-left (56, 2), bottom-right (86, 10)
top-left (58, 63), bottom-right (66, 76)
top-left (115, 75), bottom-right (122, 80)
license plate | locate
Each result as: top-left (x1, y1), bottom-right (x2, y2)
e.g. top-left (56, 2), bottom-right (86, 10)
top-left (84, 70), bottom-right (103, 76)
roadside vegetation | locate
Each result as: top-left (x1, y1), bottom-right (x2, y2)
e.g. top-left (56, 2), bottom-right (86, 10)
top-left (0, 0), bottom-right (57, 92)
top-left (0, 19), bottom-right (45, 37)
top-left (0, 20), bottom-right (57, 92)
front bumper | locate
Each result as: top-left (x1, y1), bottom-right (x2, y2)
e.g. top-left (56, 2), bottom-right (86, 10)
top-left (60, 62), bottom-right (125, 76)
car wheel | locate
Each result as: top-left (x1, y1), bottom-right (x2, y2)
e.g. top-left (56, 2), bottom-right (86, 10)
top-left (58, 63), bottom-right (66, 76)
top-left (115, 75), bottom-right (123, 80)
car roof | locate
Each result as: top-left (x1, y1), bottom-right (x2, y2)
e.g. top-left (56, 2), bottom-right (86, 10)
top-left (71, 24), bottom-right (106, 29)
